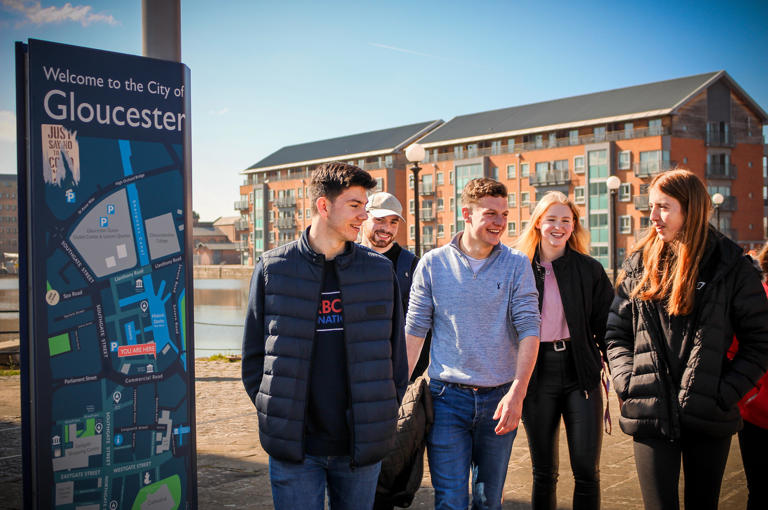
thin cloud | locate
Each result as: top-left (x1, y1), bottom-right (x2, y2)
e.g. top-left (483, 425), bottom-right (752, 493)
top-left (368, 42), bottom-right (454, 61)
top-left (208, 107), bottom-right (230, 116)
top-left (0, 111), bottom-right (16, 143)
top-left (2, 0), bottom-right (118, 26)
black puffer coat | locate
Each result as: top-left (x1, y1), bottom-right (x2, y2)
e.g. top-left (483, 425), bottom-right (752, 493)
top-left (242, 228), bottom-right (409, 465)
top-left (529, 245), bottom-right (614, 395)
top-left (606, 229), bottom-right (768, 439)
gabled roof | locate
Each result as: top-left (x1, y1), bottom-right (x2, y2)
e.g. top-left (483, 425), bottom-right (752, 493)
top-left (244, 120), bottom-right (443, 173)
top-left (419, 71), bottom-right (767, 146)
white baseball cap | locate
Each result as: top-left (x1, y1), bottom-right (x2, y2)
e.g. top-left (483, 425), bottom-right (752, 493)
top-left (366, 192), bottom-right (404, 221)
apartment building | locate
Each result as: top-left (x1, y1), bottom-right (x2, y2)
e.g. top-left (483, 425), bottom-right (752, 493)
top-left (236, 120), bottom-right (443, 265)
top-left (0, 174), bottom-right (19, 255)
top-left (237, 71), bottom-right (767, 269)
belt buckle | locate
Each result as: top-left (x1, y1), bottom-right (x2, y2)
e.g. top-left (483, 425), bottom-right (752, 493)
top-left (554, 340), bottom-right (567, 352)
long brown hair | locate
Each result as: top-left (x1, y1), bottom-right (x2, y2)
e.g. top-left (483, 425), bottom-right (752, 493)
top-left (629, 169), bottom-right (711, 315)
top-left (516, 191), bottom-right (589, 261)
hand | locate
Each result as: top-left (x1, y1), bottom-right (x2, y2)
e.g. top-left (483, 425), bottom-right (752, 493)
top-left (493, 386), bottom-right (524, 435)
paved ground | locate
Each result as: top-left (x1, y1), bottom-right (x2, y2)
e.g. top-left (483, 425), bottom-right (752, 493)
top-left (0, 360), bottom-right (749, 509)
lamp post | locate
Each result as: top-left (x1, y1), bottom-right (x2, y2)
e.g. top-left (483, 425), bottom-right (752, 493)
top-left (712, 192), bottom-right (724, 231)
top-left (606, 176), bottom-right (622, 284)
top-left (406, 143), bottom-right (426, 256)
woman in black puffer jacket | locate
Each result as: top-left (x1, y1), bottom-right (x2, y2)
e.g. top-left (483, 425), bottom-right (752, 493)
top-left (606, 169), bottom-right (768, 510)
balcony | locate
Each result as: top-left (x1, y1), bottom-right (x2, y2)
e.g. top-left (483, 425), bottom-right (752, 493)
top-left (235, 218), bottom-right (249, 231)
top-left (235, 240), bottom-right (248, 251)
top-left (716, 195), bottom-right (737, 212)
top-left (634, 195), bottom-right (649, 211)
top-left (419, 187), bottom-right (435, 196)
top-left (633, 160), bottom-right (676, 178)
top-left (706, 123), bottom-right (734, 147)
top-left (234, 199), bottom-right (249, 210)
top-left (706, 163), bottom-right (737, 179)
top-left (277, 217), bottom-right (296, 230)
top-left (275, 196), bottom-right (296, 208)
top-left (529, 170), bottom-right (570, 187)
top-left (420, 208), bottom-right (435, 221)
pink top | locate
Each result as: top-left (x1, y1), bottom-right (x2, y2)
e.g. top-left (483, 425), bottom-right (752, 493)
top-left (539, 261), bottom-right (571, 342)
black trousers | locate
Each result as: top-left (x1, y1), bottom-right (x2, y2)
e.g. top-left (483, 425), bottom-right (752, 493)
top-left (739, 419), bottom-right (768, 510)
top-left (633, 428), bottom-right (731, 510)
top-left (522, 346), bottom-right (603, 510)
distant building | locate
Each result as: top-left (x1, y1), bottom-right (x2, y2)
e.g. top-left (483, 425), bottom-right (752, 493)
top-left (0, 174), bottom-right (18, 270)
top-left (192, 221), bottom-right (240, 265)
top-left (236, 71), bottom-right (767, 269)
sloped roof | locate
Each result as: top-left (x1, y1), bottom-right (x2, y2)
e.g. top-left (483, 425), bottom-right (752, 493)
top-left (419, 71), bottom-right (766, 146)
top-left (245, 120), bottom-right (443, 173)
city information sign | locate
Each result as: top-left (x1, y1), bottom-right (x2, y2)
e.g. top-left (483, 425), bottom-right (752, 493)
top-left (16, 40), bottom-right (196, 509)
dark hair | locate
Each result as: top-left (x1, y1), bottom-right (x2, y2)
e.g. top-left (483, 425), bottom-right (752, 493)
top-left (460, 178), bottom-right (507, 206)
top-left (309, 162), bottom-right (376, 214)
top-left (757, 241), bottom-right (768, 277)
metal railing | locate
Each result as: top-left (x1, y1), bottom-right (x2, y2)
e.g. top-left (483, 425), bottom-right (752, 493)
top-left (275, 196), bottom-right (296, 208)
top-left (235, 240), bottom-right (248, 251)
top-left (706, 163), bottom-right (737, 179)
top-left (277, 217), bottom-right (296, 229)
top-left (529, 170), bottom-right (570, 186)
top-left (235, 218), bottom-right (249, 230)
top-left (719, 195), bottom-right (737, 212)
top-left (633, 160), bottom-right (677, 178)
top-left (419, 187), bottom-right (435, 196)
top-left (706, 123), bottom-right (734, 147)
top-left (420, 209), bottom-right (435, 221)
top-left (234, 200), bottom-right (249, 210)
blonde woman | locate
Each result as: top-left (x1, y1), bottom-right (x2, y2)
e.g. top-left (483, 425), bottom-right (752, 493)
top-left (606, 169), bottom-right (768, 510)
top-left (516, 191), bottom-right (614, 510)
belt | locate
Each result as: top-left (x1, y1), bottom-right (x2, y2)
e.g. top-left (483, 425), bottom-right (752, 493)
top-left (444, 381), bottom-right (507, 393)
top-left (540, 339), bottom-right (570, 352)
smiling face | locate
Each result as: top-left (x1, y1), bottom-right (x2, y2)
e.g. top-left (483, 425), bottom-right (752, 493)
top-left (537, 203), bottom-right (574, 252)
top-left (649, 186), bottom-right (685, 243)
top-left (362, 214), bottom-right (401, 252)
top-left (323, 186), bottom-right (370, 243)
top-left (462, 195), bottom-right (508, 249)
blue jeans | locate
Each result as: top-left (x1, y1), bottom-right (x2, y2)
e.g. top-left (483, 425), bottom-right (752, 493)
top-left (427, 379), bottom-right (517, 510)
top-left (269, 455), bottom-right (381, 510)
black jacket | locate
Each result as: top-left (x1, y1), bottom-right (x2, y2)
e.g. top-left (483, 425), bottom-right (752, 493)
top-left (241, 228), bottom-right (409, 465)
top-left (529, 245), bottom-right (614, 394)
top-left (606, 229), bottom-right (768, 439)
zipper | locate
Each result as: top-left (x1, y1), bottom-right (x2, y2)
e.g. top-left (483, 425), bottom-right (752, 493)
top-left (335, 263), bottom-right (357, 468)
top-left (300, 261), bottom-right (324, 461)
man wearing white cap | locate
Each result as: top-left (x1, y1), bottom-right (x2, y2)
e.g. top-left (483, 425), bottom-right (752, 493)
top-left (361, 192), bottom-right (429, 379)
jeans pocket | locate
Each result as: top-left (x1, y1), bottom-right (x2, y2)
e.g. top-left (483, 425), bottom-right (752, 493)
top-left (429, 379), bottom-right (447, 399)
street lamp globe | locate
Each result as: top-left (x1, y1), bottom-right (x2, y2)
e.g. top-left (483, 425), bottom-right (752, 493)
top-left (405, 143), bottom-right (426, 163)
top-left (712, 193), bottom-right (724, 206)
top-left (606, 175), bottom-right (621, 192)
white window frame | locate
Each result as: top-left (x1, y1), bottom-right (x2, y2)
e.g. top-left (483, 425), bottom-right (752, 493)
top-left (409, 225), bottom-right (415, 239)
top-left (618, 150), bottom-right (631, 170)
top-left (619, 215), bottom-right (632, 234)
top-left (436, 172), bottom-right (444, 185)
top-left (521, 163), bottom-right (530, 177)
top-left (506, 164), bottom-right (516, 179)
top-left (619, 183), bottom-right (632, 202)
top-left (573, 156), bottom-right (585, 174)
top-left (437, 224), bottom-right (445, 238)
top-left (574, 186), bottom-right (585, 205)
top-left (508, 192), bottom-right (517, 208)
top-left (521, 191), bottom-right (530, 206)
top-left (507, 221), bottom-right (517, 236)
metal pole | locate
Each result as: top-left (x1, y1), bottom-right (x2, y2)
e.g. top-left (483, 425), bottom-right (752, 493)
top-left (142, 0), bottom-right (181, 61)
top-left (411, 163), bottom-right (421, 257)
top-left (611, 189), bottom-right (618, 284)
top-left (716, 206), bottom-right (721, 231)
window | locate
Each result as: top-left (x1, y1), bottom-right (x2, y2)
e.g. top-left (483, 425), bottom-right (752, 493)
top-left (305, 208), bottom-right (311, 218)
top-left (590, 246), bottom-right (609, 267)
top-left (535, 162), bottom-right (549, 180)
top-left (268, 232), bottom-right (275, 244)
top-left (549, 133), bottom-right (557, 148)
top-left (437, 224), bottom-right (445, 238)
top-left (508, 192), bottom-right (517, 207)
top-left (375, 177), bottom-right (384, 191)
top-left (422, 174), bottom-right (433, 193)
top-left (619, 183), bottom-right (631, 202)
top-left (449, 197), bottom-right (455, 211)
top-left (508, 138), bottom-right (515, 152)
top-left (553, 159), bottom-right (568, 172)
top-left (521, 163), bottom-right (530, 177)
top-left (521, 221), bottom-right (529, 232)
top-left (521, 191), bottom-right (530, 206)
top-left (384, 155), bottom-right (393, 167)
top-left (491, 141), bottom-right (502, 154)
top-left (269, 190), bottom-right (275, 201)
top-left (506, 164), bottom-right (516, 179)
top-left (568, 130), bottom-right (579, 145)
top-left (619, 215), bottom-right (632, 234)
top-left (507, 222), bottom-right (517, 236)
top-left (454, 146), bottom-right (464, 159)
top-left (649, 118), bottom-right (662, 135)
top-left (436, 172), bottom-right (444, 185)
top-left (534, 134), bottom-right (544, 148)
top-left (574, 186), bottom-right (585, 204)
top-left (588, 150), bottom-right (608, 179)
top-left (573, 156), bottom-right (585, 174)
top-left (297, 209), bottom-right (303, 219)
top-left (589, 212), bottom-right (609, 242)
top-left (618, 151), bottom-right (631, 170)
top-left (589, 181), bottom-right (609, 209)
top-left (624, 122), bottom-right (634, 138)
top-left (594, 126), bottom-right (606, 141)
top-left (450, 224), bottom-right (456, 237)
top-left (409, 225), bottom-right (415, 239)
top-left (618, 247), bottom-right (626, 262)
top-left (640, 216), bottom-right (651, 229)
top-left (268, 210), bottom-right (274, 222)
top-left (449, 171), bottom-right (454, 184)
top-left (409, 199), bottom-right (415, 214)
top-left (491, 167), bottom-right (498, 180)
top-left (467, 144), bottom-right (478, 158)
top-left (409, 174), bottom-right (414, 189)
top-left (437, 197), bottom-right (444, 211)
top-left (297, 187), bottom-right (302, 198)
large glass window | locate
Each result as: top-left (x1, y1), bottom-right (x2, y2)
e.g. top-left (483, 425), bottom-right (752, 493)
top-left (574, 156), bottom-right (585, 174)
top-left (594, 126), bottom-right (606, 141)
top-left (588, 150), bottom-right (608, 179)
top-left (506, 164), bottom-right (516, 179)
top-left (535, 162), bottom-right (549, 180)
top-left (589, 182), bottom-right (608, 209)
top-left (590, 246), bottom-right (609, 267)
top-left (521, 163), bottom-right (530, 177)
top-left (569, 130), bottom-right (579, 145)
top-left (454, 163), bottom-right (483, 224)
top-left (649, 118), bottom-right (662, 135)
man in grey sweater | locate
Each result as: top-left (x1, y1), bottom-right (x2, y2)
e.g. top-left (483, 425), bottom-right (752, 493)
top-left (405, 177), bottom-right (540, 510)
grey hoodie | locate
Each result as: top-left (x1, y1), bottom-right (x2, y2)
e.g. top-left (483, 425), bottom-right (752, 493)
top-left (406, 233), bottom-right (540, 387)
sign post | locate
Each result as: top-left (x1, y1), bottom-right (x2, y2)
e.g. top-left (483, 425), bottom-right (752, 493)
top-left (16, 39), bottom-right (196, 509)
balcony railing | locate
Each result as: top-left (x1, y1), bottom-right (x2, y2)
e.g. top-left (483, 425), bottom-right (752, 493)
top-left (717, 195), bottom-right (738, 212)
top-left (529, 170), bottom-right (570, 186)
top-left (634, 195), bottom-right (649, 211)
top-left (633, 160), bottom-right (676, 178)
top-left (235, 218), bottom-right (249, 230)
top-left (234, 200), bottom-right (249, 210)
top-left (235, 240), bottom-right (248, 251)
top-left (277, 217), bottom-right (296, 229)
top-left (420, 208), bottom-right (435, 221)
top-left (419, 187), bottom-right (435, 196)
top-left (706, 123), bottom-right (734, 147)
top-left (706, 163), bottom-right (737, 179)
top-left (275, 196), bottom-right (297, 208)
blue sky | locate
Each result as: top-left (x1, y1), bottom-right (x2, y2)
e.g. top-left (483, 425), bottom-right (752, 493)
top-left (1, 0), bottom-right (767, 220)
